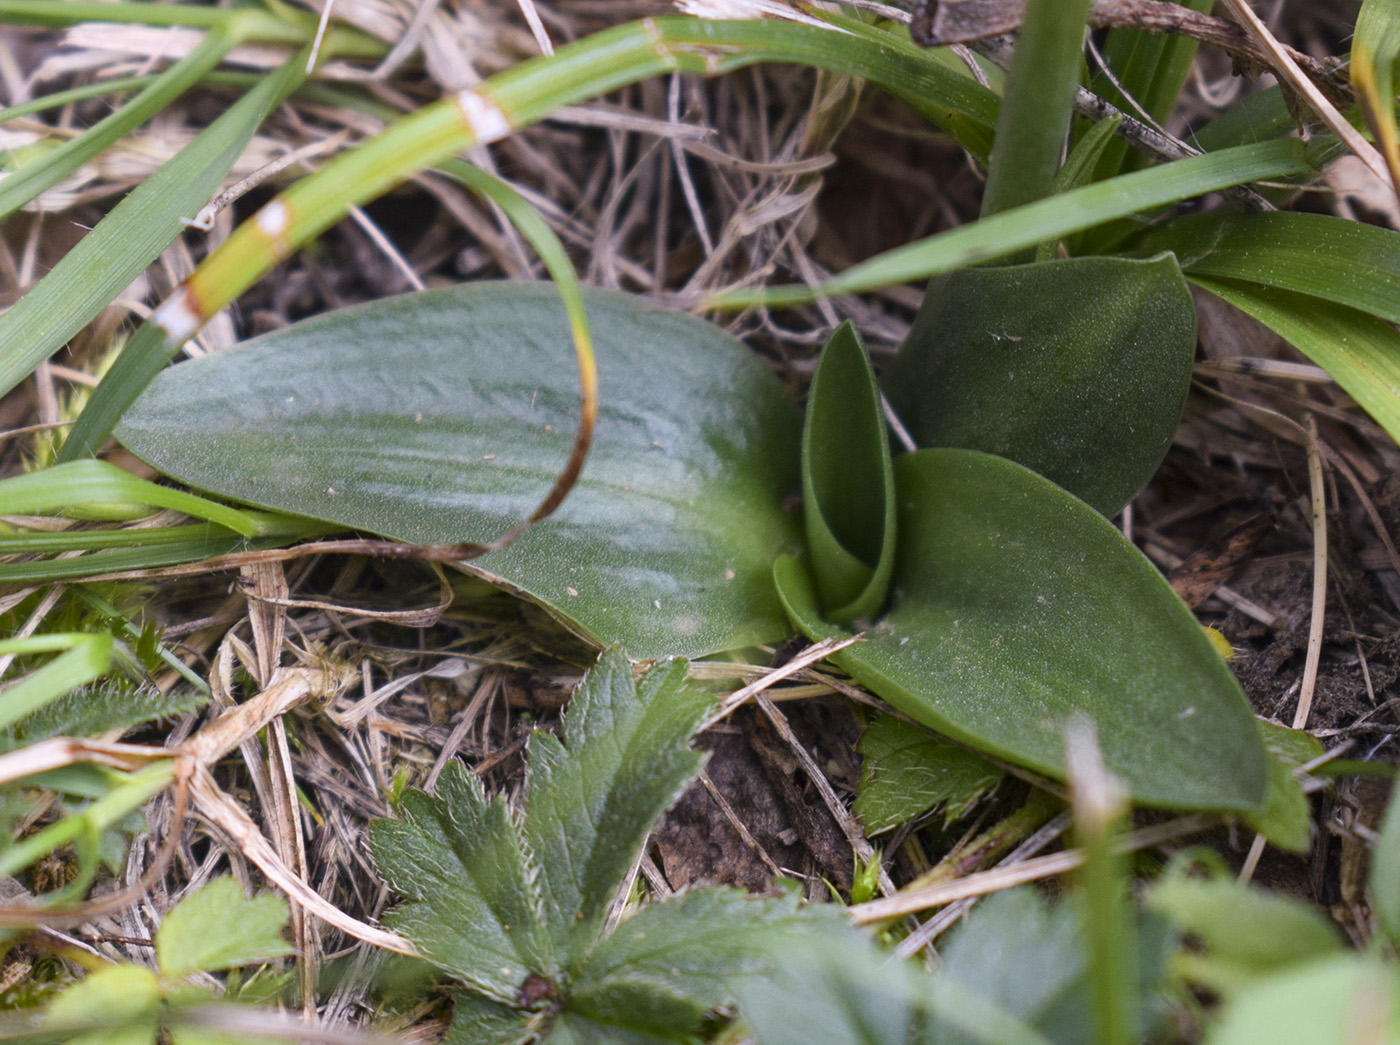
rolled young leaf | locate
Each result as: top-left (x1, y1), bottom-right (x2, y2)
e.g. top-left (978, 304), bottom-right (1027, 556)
top-left (801, 322), bottom-right (896, 623)
top-left (775, 448), bottom-right (1268, 812)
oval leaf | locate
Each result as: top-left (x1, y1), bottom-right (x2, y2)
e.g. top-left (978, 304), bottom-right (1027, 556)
top-left (115, 283), bottom-right (801, 659)
top-left (802, 321), bottom-right (896, 623)
top-left (882, 255), bottom-right (1195, 516)
top-left (775, 448), bottom-right (1267, 812)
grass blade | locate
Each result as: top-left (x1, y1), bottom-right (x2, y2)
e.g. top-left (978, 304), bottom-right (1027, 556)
top-left (708, 138), bottom-right (1312, 308)
top-left (0, 29), bottom-right (233, 221)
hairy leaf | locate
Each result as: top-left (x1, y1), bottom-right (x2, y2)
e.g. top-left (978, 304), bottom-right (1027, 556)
top-left (854, 716), bottom-right (1002, 833)
top-left (156, 877), bottom-right (293, 979)
top-left (371, 761), bottom-right (553, 1002)
top-left (525, 649), bottom-right (711, 958)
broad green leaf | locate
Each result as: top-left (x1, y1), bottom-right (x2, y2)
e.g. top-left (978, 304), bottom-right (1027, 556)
top-left (43, 964), bottom-right (160, 1045)
top-left (802, 322), bottom-right (895, 623)
top-left (525, 648), bottom-right (711, 958)
top-left (1147, 867), bottom-right (1343, 997)
top-left (1188, 275), bottom-right (1400, 447)
top-left (156, 877), bottom-right (293, 979)
top-left (1370, 780), bottom-right (1400, 949)
top-left (775, 449), bottom-right (1267, 812)
top-left (1128, 212), bottom-right (1400, 325)
top-left (574, 887), bottom-right (840, 1038)
top-left (1205, 955), bottom-right (1400, 1045)
top-left (116, 284), bottom-right (802, 659)
top-left (854, 716), bottom-right (1002, 833)
top-left (1242, 722), bottom-right (1322, 855)
top-left (884, 255), bottom-right (1195, 515)
top-left (371, 760), bottom-right (553, 1003)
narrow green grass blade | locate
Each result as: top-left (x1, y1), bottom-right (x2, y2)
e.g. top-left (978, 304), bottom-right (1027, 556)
top-left (1190, 275), bottom-right (1400, 444)
top-left (0, 537), bottom-right (285, 584)
top-left (980, 0), bottom-right (1092, 221)
top-left (710, 139), bottom-right (1312, 308)
top-left (1126, 211), bottom-right (1400, 324)
top-left (56, 16), bottom-right (998, 459)
top-left (0, 634), bottom-right (113, 732)
top-left (1352, 0), bottom-right (1400, 193)
top-left (27, 52), bottom-right (309, 451)
top-left (0, 523), bottom-right (230, 554)
top-left (1088, 0), bottom-right (1213, 178)
top-left (0, 460), bottom-right (257, 534)
top-left (0, 29), bottom-right (232, 221)
top-left (0, 762), bottom-right (173, 878)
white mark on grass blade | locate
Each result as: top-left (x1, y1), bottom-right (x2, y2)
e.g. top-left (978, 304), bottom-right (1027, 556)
top-left (455, 90), bottom-right (512, 143)
top-left (151, 288), bottom-right (204, 344)
top-left (256, 200), bottom-right (293, 258)
top-left (672, 0), bottom-right (850, 32)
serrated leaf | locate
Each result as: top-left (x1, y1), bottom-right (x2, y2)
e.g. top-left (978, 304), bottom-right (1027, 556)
top-left (1242, 722), bottom-right (1322, 854)
top-left (443, 992), bottom-right (538, 1045)
top-left (156, 877), bottom-right (293, 979)
top-left (731, 919), bottom-right (1055, 1045)
top-left (115, 283), bottom-right (801, 659)
top-left (776, 449), bottom-right (1267, 812)
top-left (574, 887), bottom-right (841, 1038)
top-left (525, 648), bottom-right (712, 957)
top-left (9, 684), bottom-right (206, 748)
top-left (371, 760), bottom-right (553, 1002)
top-left (883, 256), bottom-right (1195, 516)
top-left (1147, 866), bottom-right (1343, 997)
top-left (854, 716), bottom-right (1002, 833)
top-left (802, 322), bottom-right (896, 623)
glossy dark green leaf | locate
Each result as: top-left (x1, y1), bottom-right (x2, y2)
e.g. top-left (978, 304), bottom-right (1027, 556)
top-left (883, 256), bottom-right (1195, 516)
top-left (115, 284), bottom-right (801, 659)
top-left (854, 716), bottom-right (1002, 833)
top-left (775, 449), bottom-right (1268, 812)
top-left (802, 322), bottom-right (896, 623)
top-left (370, 760), bottom-right (554, 1003)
